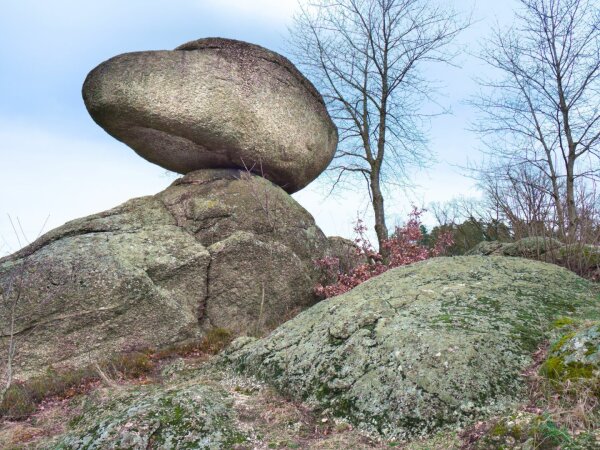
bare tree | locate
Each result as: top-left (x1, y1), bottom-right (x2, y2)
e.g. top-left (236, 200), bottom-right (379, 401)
top-left (473, 0), bottom-right (600, 240)
top-left (429, 196), bottom-right (512, 254)
top-left (0, 215), bottom-right (49, 403)
top-left (290, 0), bottom-right (467, 253)
top-left (0, 267), bottom-right (23, 403)
top-left (480, 163), bottom-right (558, 239)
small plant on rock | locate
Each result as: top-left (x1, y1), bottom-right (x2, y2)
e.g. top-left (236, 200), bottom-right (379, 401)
top-left (315, 208), bottom-right (453, 298)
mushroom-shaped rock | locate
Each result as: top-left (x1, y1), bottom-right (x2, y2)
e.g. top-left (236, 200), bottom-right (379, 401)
top-left (82, 38), bottom-right (338, 193)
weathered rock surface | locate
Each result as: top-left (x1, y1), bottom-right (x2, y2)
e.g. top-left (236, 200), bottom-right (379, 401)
top-left (83, 37), bottom-right (338, 193)
top-left (54, 382), bottom-right (245, 449)
top-left (541, 322), bottom-right (600, 381)
top-left (468, 237), bottom-right (600, 278)
top-left (223, 256), bottom-right (600, 439)
top-left (0, 169), bottom-right (328, 379)
top-left (467, 237), bottom-right (563, 258)
top-left (326, 236), bottom-right (366, 274)
top-left (36, 364), bottom-right (393, 450)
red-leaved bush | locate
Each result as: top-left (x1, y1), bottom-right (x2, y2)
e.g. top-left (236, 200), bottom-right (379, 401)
top-left (314, 208), bottom-right (453, 299)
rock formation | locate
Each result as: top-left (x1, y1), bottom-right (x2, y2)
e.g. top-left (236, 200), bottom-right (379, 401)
top-left (33, 256), bottom-right (599, 448)
top-left (326, 236), bottom-right (367, 274)
top-left (223, 256), bottom-right (600, 439)
top-left (467, 237), bottom-right (563, 258)
top-left (0, 38), bottom-right (339, 378)
top-left (82, 37), bottom-right (338, 193)
top-left (468, 237), bottom-right (600, 278)
top-left (0, 170), bottom-right (331, 377)
top-left (3, 36), bottom-right (600, 450)
top-left (55, 382), bottom-right (245, 448)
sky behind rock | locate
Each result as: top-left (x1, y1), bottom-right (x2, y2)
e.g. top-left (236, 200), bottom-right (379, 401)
top-left (0, 0), bottom-right (517, 255)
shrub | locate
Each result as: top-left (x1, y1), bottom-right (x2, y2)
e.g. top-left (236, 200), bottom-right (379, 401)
top-left (315, 208), bottom-right (453, 298)
top-left (199, 328), bottom-right (234, 355)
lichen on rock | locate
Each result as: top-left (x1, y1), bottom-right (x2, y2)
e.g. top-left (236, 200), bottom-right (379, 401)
top-left (541, 322), bottom-right (600, 381)
top-left (53, 383), bottom-right (246, 449)
top-left (0, 169), bottom-right (330, 379)
top-left (223, 256), bottom-right (600, 439)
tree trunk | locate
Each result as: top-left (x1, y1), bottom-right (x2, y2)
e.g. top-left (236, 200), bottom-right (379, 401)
top-left (549, 179), bottom-right (566, 240)
top-left (555, 50), bottom-right (579, 241)
top-left (565, 159), bottom-right (578, 241)
top-left (370, 168), bottom-right (389, 257)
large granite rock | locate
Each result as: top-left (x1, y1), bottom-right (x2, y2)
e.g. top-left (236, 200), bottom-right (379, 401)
top-left (0, 169), bottom-right (329, 379)
top-left (82, 38), bottom-right (338, 193)
top-left (223, 256), bottom-right (600, 439)
top-left (325, 236), bottom-right (366, 274)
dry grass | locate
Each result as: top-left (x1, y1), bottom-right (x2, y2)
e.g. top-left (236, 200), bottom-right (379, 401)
top-left (153, 327), bottom-right (233, 359)
top-left (0, 351), bottom-right (153, 420)
top-left (461, 334), bottom-right (599, 449)
top-left (0, 327), bottom-right (234, 421)
top-left (0, 391), bottom-right (84, 448)
top-left (227, 381), bottom-right (388, 449)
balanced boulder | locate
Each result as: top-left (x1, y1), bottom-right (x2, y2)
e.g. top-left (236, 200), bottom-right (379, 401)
top-left (82, 38), bottom-right (338, 193)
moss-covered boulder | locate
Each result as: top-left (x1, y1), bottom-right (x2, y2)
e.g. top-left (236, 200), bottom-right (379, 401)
top-left (466, 240), bottom-right (508, 256)
top-left (468, 238), bottom-right (600, 278)
top-left (556, 244), bottom-right (600, 277)
top-left (541, 322), bottom-right (600, 382)
top-left (223, 256), bottom-right (599, 439)
top-left (54, 383), bottom-right (246, 449)
top-left (467, 237), bottom-right (562, 258)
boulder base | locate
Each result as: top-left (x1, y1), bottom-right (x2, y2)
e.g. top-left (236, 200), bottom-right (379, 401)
top-left (0, 169), bottom-right (329, 378)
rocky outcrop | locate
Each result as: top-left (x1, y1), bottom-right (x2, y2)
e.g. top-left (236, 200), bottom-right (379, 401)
top-left (0, 35), bottom-right (341, 380)
top-left (0, 170), bottom-right (328, 378)
top-left (82, 38), bottom-right (338, 193)
top-left (3, 248), bottom-right (599, 447)
top-left (468, 237), bottom-right (600, 278)
top-left (541, 322), bottom-right (600, 381)
top-left (223, 256), bottom-right (600, 439)
top-left (467, 237), bottom-right (562, 258)
top-left (54, 382), bottom-right (245, 448)
top-left (40, 363), bottom-right (387, 449)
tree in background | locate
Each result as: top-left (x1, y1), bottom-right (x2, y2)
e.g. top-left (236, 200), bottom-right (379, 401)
top-left (473, 0), bottom-right (600, 241)
top-left (290, 0), bottom-right (467, 254)
top-left (429, 197), bottom-right (512, 255)
top-left (480, 164), bottom-right (558, 240)
top-left (314, 208), bottom-right (453, 298)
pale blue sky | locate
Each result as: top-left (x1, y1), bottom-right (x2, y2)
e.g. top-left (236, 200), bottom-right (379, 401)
top-left (0, 0), bottom-right (517, 255)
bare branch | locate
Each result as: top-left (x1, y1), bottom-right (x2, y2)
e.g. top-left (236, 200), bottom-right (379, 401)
top-left (289, 0), bottom-right (467, 250)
